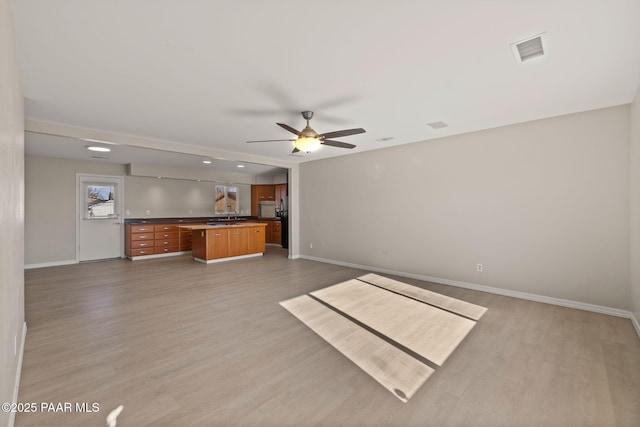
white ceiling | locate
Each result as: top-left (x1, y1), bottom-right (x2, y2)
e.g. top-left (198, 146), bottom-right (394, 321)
top-left (24, 131), bottom-right (285, 176)
top-left (11, 0), bottom-right (640, 166)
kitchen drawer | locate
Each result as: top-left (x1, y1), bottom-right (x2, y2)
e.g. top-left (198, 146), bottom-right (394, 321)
top-left (155, 238), bottom-right (179, 248)
top-left (155, 245), bottom-right (180, 254)
top-left (155, 224), bottom-right (179, 232)
top-left (130, 241), bottom-right (153, 249)
top-left (131, 233), bottom-right (154, 241)
top-left (130, 225), bottom-right (154, 233)
top-left (155, 231), bottom-right (179, 239)
top-left (130, 248), bottom-right (154, 256)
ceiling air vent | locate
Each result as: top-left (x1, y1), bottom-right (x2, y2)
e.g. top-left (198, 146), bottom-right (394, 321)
top-left (427, 121), bottom-right (448, 130)
top-left (511, 33), bottom-right (546, 63)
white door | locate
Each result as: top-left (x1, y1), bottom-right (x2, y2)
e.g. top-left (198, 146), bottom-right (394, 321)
top-left (77, 174), bottom-right (124, 261)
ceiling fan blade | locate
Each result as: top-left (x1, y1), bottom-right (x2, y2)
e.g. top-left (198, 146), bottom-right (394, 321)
top-left (277, 123), bottom-right (302, 136)
top-left (292, 147), bottom-right (300, 153)
top-left (246, 139), bottom-right (295, 143)
top-left (322, 140), bottom-right (356, 149)
top-left (319, 128), bottom-right (366, 139)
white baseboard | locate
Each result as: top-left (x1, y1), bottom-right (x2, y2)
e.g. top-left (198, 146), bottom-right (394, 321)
top-left (631, 313), bottom-right (640, 338)
top-left (299, 255), bottom-right (638, 335)
top-left (8, 322), bottom-right (27, 427)
top-left (24, 260), bottom-right (77, 269)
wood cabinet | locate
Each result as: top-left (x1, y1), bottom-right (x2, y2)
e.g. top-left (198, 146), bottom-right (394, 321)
top-left (125, 220), bottom-right (267, 260)
top-left (126, 224), bottom-right (156, 257)
top-left (182, 223), bottom-right (267, 263)
top-left (229, 227), bottom-right (249, 257)
top-left (179, 222), bottom-right (203, 251)
top-left (260, 220), bottom-right (273, 242)
top-left (191, 229), bottom-right (207, 260)
top-left (248, 225), bottom-right (266, 254)
top-left (257, 219), bottom-right (282, 245)
top-left (252, 184), bottom-right (287, 214)
top-left (154, 224), bottom-right (179, 254)
top-left (271, 220), bottom-right (282, 245)
top-left (251, 185), bottom-right (276, 216)
top-left (207, 229), bottom-right (229, 260)
top-left (126, 222), bottom-right (204, 259)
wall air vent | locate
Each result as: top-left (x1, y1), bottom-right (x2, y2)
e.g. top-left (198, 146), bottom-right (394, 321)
top-left (511, 33), bottom-right (546, 63)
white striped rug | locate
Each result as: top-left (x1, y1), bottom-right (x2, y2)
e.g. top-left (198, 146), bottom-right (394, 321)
top-left (280, 274), bottom-right (487, 402)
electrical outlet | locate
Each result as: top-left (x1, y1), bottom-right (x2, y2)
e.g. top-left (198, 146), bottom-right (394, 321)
top-left (188, 209), bottom-right (193, 214)
top-left (477, 264), bottom-right (483, 272)
top-left (310, 243), bottom-right (313, 249)
top-left (145, 210), bottom-right (151, 216)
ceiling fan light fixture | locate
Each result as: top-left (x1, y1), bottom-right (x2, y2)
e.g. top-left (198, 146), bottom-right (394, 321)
top-left (294, 136), bottom-right (321, 153)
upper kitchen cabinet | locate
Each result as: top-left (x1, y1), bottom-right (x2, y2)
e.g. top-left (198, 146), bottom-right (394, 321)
top-left (251, 185), bottom-right (275, 215)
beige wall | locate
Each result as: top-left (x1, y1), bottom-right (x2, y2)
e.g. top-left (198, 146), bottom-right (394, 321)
top-left (255, 172), bottom-right (288, 185)
top-left (0, 0), bottom-right (25, 424)
top-left (630, 88), bottom-right (640, 324)
top-left (124, 177), bottom-right (251, 218)
top-left (300, 106), bottom-right (631, 309)
top-left (25, 156), bottom-right (255, 265)
top-left (25, 157), bottom-right (125, 264)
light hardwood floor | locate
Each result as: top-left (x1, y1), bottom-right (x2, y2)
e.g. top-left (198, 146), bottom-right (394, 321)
top-left (16, 247), bottom-right (640, 426)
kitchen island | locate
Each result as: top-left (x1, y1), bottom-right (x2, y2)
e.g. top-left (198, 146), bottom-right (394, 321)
top-left (179, 223), bottom-right (268, 264)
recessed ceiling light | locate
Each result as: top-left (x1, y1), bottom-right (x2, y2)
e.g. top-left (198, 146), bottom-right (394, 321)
top-left (82, 138), bottom-right (117, 145)
top-left (87, 146), bottom-right (111, 152)
top-left (237, 164), bottom-right (245, 168)
top-left (203, 160), bottom-right (212, 164)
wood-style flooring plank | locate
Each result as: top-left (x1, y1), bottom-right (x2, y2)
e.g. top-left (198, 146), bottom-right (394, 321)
top-left (15, 247), bottom-right (640, 426)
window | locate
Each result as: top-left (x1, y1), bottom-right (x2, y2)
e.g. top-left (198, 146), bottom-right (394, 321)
top-left (215, 185), bottom-right (238, 214)
top-left (84, 183), bottom-right (117, 219)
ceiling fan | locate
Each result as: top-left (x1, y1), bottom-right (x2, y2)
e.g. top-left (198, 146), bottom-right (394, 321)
top-left (247, 111), bottom-right (365, 153)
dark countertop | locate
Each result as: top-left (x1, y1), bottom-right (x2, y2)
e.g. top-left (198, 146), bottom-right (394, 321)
top-left (124, 216), bottom-right (281, 224)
